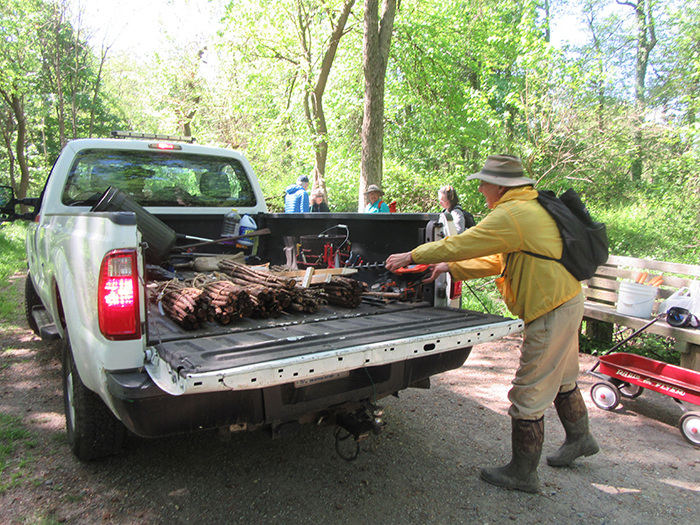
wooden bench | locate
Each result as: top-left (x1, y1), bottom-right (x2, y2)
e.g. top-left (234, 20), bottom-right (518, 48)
top-left (582, 255), bottom-right (700, 372)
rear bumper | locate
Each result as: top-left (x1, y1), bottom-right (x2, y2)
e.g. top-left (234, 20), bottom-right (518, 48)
top-left (106, 346), bottom-right (472, 438)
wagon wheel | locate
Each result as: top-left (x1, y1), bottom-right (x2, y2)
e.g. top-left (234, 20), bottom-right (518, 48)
top-left (678, 412), bottom-right (700, 447)
top-left (591, 381), bottom-right (620, 410)
top-left (618, 383), bottom-right (644, 399)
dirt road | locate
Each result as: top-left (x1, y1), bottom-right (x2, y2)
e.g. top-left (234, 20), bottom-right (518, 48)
top-left (1, 290), bottom-right (699, 524)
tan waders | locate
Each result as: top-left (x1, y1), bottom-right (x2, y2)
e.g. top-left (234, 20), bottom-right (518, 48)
top-left (480, 417), bottom-right (544, 494)
top-left (546, 385), bottom-right (600, 467)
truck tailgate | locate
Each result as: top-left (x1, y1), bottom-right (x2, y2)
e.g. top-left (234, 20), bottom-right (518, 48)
top-left (145, 303), bottom-right (523, 396)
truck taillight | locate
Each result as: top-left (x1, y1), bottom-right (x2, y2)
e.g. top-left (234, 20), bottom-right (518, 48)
top-left (98, 249), bottom-right (141, 340)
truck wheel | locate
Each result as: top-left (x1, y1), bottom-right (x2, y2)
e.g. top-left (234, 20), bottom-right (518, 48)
top-left (62, 336), bottom-right (127, 461)
top-left (25, 274), bottom-right (42, 335)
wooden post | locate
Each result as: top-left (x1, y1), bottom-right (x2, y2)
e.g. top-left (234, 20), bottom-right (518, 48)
top-left (680, 342), bottom-right (700, 372)
top-left (585, 319), bottom-right (613, 344)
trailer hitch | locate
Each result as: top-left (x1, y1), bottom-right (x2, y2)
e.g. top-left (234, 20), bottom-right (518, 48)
top-left (334, 403), bottom-right (385, 461)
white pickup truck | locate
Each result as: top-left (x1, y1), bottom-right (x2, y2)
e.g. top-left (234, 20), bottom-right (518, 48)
top-left (0, 132), bottom-right (522, 461)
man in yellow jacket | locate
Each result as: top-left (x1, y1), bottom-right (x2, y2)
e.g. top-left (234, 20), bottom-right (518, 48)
top-left (386, 155), bottom-right (599, 494)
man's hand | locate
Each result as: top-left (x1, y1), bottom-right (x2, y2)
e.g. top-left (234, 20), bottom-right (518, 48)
top-left (385, 252), bottom-right (413, 272)
top-left (422, 262), bottom-right (450, 283)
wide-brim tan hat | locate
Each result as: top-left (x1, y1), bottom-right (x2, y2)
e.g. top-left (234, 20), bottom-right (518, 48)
top-left (364, 184), bottom-right (384, 195)
top-left (466, 155), bottom-right (535, 186)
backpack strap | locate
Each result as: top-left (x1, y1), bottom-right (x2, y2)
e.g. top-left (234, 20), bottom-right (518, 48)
top-left (500, 250), bottom-right (560, 281)
top-left (521, 250), bottom-right (558, 263)
top-left (451, 204), bottom-right (476, 229)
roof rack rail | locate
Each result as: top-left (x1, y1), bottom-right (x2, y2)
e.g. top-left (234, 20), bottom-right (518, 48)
top-left (110, 131), bottom-right (197, 144)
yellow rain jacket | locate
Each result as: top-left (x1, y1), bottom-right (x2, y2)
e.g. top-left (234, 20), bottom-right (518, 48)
top-left (412, 186), bottom-right (581, 323)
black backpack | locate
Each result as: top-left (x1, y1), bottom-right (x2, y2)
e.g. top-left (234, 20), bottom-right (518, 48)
top-left (452, 204), bottom-right (476, 229)
top-left (521, 189), bottom-right (608, 281)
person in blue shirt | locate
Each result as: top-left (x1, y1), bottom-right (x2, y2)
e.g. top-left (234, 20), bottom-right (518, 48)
top-left (284, 175), bottom-right (310, 213)
top-left (363, 184), bottom-right (390, 213)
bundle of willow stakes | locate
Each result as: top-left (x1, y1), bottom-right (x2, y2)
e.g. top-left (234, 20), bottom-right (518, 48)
top-left (150, 261), bottom-right (367, 330)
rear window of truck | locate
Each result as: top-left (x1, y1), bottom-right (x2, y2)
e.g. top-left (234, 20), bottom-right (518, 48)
top-left (61, 149), bottom-right (257, 208)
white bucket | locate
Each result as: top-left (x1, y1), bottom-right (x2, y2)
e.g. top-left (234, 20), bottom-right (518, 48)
top-left (617, 281), bottom-right (657, 319)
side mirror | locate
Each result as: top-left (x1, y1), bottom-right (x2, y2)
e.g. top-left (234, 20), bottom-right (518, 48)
top-left (0, 185), bottom-right (40, 222)
top-left (0, 186), bottom-right (15, 221)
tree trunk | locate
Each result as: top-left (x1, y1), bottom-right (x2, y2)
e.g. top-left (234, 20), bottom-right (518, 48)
top-left (359, 0), bottom-right (396, 211)
top-left (1, 108), bottom-right (17, 193)
top-left (90, 45), bottom-right (109, 138)
top-left (50, 4), bottom-right (67, 148)
top-left (7, 93), bottom-right (30, 201)
top-left (306, 0), bottom-right (355, 197)
top-left (619, 0), bottom-right (656, 181)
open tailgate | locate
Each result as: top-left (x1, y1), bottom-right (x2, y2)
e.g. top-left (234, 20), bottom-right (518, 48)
top-left (145, 304), bottom-right (523, 396)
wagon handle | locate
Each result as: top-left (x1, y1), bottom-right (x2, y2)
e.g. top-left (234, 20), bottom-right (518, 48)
top-left (601, 315), bottom-right (661, 356)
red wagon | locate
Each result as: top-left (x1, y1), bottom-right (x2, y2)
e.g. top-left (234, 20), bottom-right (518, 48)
top-left (589, 353), bottom-right (700, 446)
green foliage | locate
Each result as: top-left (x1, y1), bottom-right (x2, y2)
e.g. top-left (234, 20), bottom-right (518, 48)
top-left (0, 413), bottom-right (35, 492)
top-left (0, 0), bottom-right (127, 194)
top-left (386, 1), bottom-right (550, 166)
top-left (461, 278), bottom-right (514, 319)
top-left (0, 222), bottom-right (27, 282)
top-left (579, 324), bottom-right (679, 365)
top-left (0, 222), bottom-right (27, 325)
top-left (597, 195), bottom-right (700, 264)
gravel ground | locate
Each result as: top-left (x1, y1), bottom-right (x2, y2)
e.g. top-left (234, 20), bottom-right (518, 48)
top-left (1, 275), bottom-right (699, 524)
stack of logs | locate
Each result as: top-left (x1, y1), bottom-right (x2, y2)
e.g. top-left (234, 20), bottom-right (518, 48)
top-left (152, 261), bottom-right (346, 329)
top-left (218, 260), bottom-right (324, 315)
top-left (200, 280), bottom-right (254, 323)
top-left (315, 276), bottom-right (366, 308)
top-left (153, 283), bottom-right (205, 330)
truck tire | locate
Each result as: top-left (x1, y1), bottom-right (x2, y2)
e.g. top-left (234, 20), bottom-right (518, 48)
top-left (62, 336), bottom-right (127, 461)
top-left (25, 274), bottom-right (42, 335)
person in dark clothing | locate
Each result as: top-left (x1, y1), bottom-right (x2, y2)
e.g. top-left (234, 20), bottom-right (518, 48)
top-left (438, 185), bottom-right (475, 233)
top-left (311, 189), bottom-right (330, 212)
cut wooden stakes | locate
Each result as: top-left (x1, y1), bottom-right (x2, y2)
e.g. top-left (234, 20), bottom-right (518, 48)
top-left (151, 263), bottom-right (375, 329)
top-left (302, 267), bottom-right (315, 288)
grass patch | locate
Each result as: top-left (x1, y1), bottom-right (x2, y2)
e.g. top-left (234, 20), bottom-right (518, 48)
top-left (460, 277), bottom-right (513, 319)
top-left (596, 196), bottom-right (700, 264)
top-left (0, 222), bottom-right (28, 327)
top-left (0, 222), bottom-right (28, 281)
top-left (0, 413), bottom-right (36, 493)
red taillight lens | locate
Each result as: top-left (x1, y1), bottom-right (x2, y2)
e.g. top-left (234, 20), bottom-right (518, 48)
top-left (148, 142), bottom-right (181, 150)
top-left (98, 250), bottom-right (141, 340)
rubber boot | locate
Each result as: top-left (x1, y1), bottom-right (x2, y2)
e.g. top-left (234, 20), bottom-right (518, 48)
top-left (480, 417), bottom-right (544, 494)
top-left (546, 385), bottom-right (600, 467)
